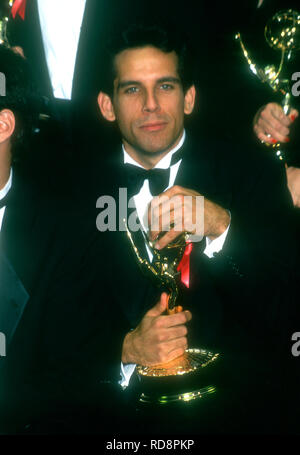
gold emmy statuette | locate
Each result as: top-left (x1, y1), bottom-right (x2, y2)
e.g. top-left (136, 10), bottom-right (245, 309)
top-left (123, 219), bottom-right (219, 404)
top-left (0, 1), bottom-right (12, 45)
top-left (236, 9), bottom-right (300, 162)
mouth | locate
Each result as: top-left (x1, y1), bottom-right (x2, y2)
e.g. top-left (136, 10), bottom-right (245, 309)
top-left (139, 122), bottom-right (168, 132)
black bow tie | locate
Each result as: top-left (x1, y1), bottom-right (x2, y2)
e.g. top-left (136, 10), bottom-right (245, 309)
top-left (125, 165), bottom-right (170, 197)
top-left (124, 146), bottom-right (184, 197)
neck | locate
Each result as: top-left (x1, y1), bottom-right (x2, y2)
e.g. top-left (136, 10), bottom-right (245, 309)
top-left (123, 132), bottom-right (184, 170)
top-left (124, 148), bottom-right (171, 170)
top-left (0, 143), bottom-right (12, 191)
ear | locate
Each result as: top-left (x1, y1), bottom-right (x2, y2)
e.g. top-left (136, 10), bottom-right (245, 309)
top-left (0, 109), bottom-right (15, 143)
top-left (97, 92), bottom-right (116, 122)
top-left (183, 85), bottom-right (196, 115)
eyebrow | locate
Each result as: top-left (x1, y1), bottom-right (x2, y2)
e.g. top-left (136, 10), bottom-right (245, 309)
top-left (116, 76), bottom-right (181, 91)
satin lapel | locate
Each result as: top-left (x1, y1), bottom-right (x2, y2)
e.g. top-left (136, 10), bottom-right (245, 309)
top-left (0, 251), bottom-right (29, 346)
top-left (0, 172), bottom-right (37, 346)
top-left (101, 151), bottom-right (156, 327)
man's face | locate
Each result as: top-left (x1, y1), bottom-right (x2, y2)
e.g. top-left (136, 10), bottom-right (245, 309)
top-left (99, 46), bottom-right (195, 160)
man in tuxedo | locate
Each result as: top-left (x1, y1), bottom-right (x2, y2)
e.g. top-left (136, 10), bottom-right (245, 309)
top-left (90, 23), bottom-right (298, 433)
top-left (0, 44), bottom-right (136, 435)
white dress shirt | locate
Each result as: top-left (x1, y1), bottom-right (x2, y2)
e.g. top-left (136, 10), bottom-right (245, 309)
top-left (120, 132), bottom-right (230, 387)
top-left (0, 169), bottom-right (13, 231)
top-left (37, 0), bottom-right (87, 99)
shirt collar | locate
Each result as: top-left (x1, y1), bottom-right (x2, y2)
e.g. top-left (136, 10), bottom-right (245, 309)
top-left (0, 168), bottom-right (13, 201)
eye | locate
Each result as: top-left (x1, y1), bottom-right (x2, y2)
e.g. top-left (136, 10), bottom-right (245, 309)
top-left (160, 83), bottom-right (174, 91)
top-left (124, 86), bottom-right (139, 94)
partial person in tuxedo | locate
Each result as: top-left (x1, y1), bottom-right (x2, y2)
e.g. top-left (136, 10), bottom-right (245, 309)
top-left (0, 45), bottom-right (135, 435)
top-left (83, 23), bottom-right (298, 433)
top-left (6, 0), bottom-right (175, 143)
top-left (229, 1), bottom-right (300, 207)
top-left (4, 0), bottom-right (260, 149)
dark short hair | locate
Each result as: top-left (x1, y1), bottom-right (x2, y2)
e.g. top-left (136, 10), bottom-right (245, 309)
top-left (100, 22), bottom-right (195, 97)
top-left (0, 45), bottom-right (40, 162)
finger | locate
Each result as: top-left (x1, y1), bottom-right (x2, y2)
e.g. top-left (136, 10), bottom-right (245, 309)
top-left (149, 205), bottom-right (176, 240)
top-left (148, 194), bottom-right (169, 239)
top-left (146, 292), bottom-right (169, 318)
top-left (164, 337), bottom-right (188, 360)
top-left (159, 310), bottom-right (192, 328)
top-left (289, 108), bottom-right (299, 123)
top-left (257, 116), bottom-right (290, 142)
top-left (269, 105), bottom-right (292, 127)
top-left (165, 324), bottom-right (188, 341)
top-left (150, 209), bottom-right (183, 242)
top-left (254, 123), bottom-right (289, 144)
top-left (158, 185), bottom-right (184, 200)
top-left (154, 228), bottom-right (183, 250)
top-left (152, 185), bottom-right (199, 201)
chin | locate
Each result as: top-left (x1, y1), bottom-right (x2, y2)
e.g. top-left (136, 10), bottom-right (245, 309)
top-left (136, 136), bottom-right (176, 156)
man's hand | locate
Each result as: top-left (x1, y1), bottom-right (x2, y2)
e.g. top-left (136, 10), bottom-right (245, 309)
top-left (253, 102), bottom-right (298, 144)
top-left (286, 166), bottom-right (300, 208)
top-left (122, 293), bottom-right (192, 366)
top-left (147, 185), bottom-right (230, 250)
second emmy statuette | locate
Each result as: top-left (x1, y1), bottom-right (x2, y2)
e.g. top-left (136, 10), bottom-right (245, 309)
top-left (236, 9), bottom-right (300, 162)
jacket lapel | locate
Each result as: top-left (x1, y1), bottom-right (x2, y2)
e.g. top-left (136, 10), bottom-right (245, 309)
top-left (175, 135), bottom-right (233, 209)
top-left (0, 251), bottom-right (29, 346)
top-left (0, 170), bottom-right (41, 294)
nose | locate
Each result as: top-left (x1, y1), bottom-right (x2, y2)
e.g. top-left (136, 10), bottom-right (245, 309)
top-left (143, 89), bottom-right (159, 113)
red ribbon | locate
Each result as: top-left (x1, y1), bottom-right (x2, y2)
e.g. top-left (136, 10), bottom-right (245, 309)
top-left (11, 0), bottom-right (27, 20)
top-left (177, 242), bottom-right (193, 288)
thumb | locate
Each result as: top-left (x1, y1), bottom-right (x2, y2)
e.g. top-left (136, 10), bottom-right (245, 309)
top-left (146, 292), bottom-right (169, 318)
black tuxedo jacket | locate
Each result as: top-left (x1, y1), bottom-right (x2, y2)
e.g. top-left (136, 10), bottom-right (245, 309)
top-left (85, 133), bottom-right (296, 337)
top-left (77, 132), bottom-right (298, 414)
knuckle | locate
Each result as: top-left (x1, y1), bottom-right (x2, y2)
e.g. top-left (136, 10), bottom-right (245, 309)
top-left (181, 337), bottom-right (188, 350)
top-left (156, 331), bottom-right (166, 343)
top-left (256, 116), bottom-right (265, 127)
top-left (154, 318), bottom-right (163, 330)
top-left (157, 348), bottom-right (166, 363)
top-left (181, 326), bottom-right (188, 337)
top-left (172, 185), bottom-right (181, 193)
top-left (177, 346), bottom-right (186, 357)
top-left (269, 102), bottom-right (279, 111)
top-left (260, 109), bottom-right (268, 120)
